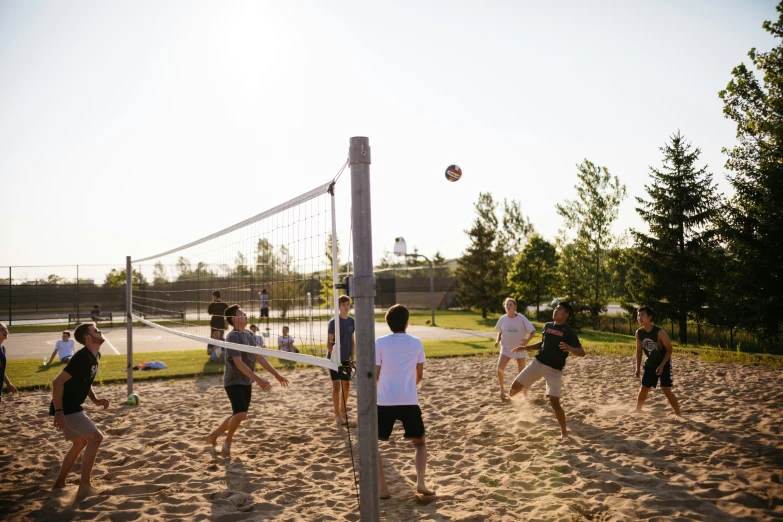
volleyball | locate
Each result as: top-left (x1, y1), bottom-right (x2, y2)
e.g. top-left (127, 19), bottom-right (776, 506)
top-left (445, 164), bottom-right (462, 182)
top-left (127, 393), bottom-right (141, 406)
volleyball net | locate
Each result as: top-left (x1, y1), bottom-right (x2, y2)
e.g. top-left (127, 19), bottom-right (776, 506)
top-left (129, 177), bottom-right (348, 371)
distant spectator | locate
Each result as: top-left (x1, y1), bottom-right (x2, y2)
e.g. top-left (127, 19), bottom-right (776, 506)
top-left (48, 331), bottom-right (76, 365)
top-left (90, 305), bottom-right (101, 323)
top-left (259, 289), bottom-right (269, 319)
top-left (0, 323), bottom-right (18, 404)
top-left (249, 324), bottom-right (266, 348)
top-left (278, 326), bottom-right (297, 368)
top-left (208, 329), bottom-right (225, 363)
top-left (207, 291), bottom-right (228, 337)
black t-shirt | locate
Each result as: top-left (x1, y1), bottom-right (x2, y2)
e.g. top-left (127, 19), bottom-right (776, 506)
top-left (637, 326), bottom-right (666, 369)
top-left (49, 347), bottom-right (100, 415)
top-left (535, 322), bottom-right (581, 371)
top-left (208, 302), bottom-right (229, 330)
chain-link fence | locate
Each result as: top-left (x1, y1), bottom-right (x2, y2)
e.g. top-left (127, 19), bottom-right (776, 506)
top-left (595, 314), bottom-right (769, 353)
top-left (0, 265), bottom-right (125, 326)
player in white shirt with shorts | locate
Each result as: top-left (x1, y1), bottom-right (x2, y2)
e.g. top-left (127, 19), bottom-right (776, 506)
top-left (495, 298), bottom-right (535, 401)
top-left (376, 304), bottom-right (434, 499)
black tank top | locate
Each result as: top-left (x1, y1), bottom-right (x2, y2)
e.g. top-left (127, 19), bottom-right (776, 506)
top-left (637, 325), bottom-right (666, 368)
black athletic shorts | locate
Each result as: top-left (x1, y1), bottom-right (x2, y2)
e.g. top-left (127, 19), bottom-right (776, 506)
top-left (260, 308), bottom-right (269, 318)
top-left (225, 384), bottom-right (252, 415)
top-left (329, 360), bottom-right (351, 381)
top-left (378, 405), bottom-right (425, 441)
top-left (642, 361), bottom-right (673, 388)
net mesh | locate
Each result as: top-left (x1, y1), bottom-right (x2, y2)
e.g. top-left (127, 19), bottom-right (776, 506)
top-left (131, 180), bottom-right (341, 370)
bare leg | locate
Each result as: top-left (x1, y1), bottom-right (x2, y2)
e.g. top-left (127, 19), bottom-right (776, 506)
top-left (53, 438), bottom-right (88, 489)
top-left (76, 431), bottom-right (104, 497)
top-left (497, 355), bottom-right (511, 400)
top-left (206, 416), bottom-right (232, 445)
top-left (635, 386), bottom-right (651, 412)
top-left (515, 359), bottom-right (528, 398)
top-left (378, 451), bottom-right (390, 499)
top-left (412, 437), bottom-right (434, 495)
top-left (549, 396), bottom-right (567, 437)
top-left (662, 387), bottom-right (681, 415)
top-left (332, 381), bottom-right (345, 424)
top-left (509, 380), bottom-right (526, 397)
top-left (222, 412), bottom-right (247, 455)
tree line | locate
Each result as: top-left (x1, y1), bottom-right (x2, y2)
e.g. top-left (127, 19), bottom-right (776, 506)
top-left (458, 5), bottom-right (783, 349)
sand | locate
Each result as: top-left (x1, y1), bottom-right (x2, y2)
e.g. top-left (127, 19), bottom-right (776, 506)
top-left (1, 354), bottom-right (782, 521)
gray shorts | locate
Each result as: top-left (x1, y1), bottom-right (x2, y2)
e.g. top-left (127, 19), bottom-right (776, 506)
top-left (62, 411), bottom-right (98, 441)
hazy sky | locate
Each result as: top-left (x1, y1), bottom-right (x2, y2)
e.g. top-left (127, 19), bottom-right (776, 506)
top-left (1, 0), bottom-right (778, 277)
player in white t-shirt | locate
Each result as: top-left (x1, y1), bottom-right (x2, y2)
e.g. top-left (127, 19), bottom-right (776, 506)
top-left (494, 298), bottom-right (535, 401)
top-left (375, 304), bottom-right (434, 499)
top-left (47, 331), bottom-right (76, 365)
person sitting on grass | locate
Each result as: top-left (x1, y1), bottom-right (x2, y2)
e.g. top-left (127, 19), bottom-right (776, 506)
top-left (205, 304), bottom-right (289, 456)
top-left (47, 331), bottom-right (75, 365)
top-left (50, 322), bottom-right (110, 498)
top-left (0, 323), bottom-right (18, 403)
top-left (510, 301), bottom-right (585, 437)
top-left (90, 304), bottom-right (101, 323)
top-left (278, 326), bottom-right (297, 368)
top-left (633, 306), bottom-right (681, 415)
top-left (249, 324), bottom-right (266, 348)
top-left (376, 304), bottom-right (434, 499)
top-left (207, 329), bottom-right (225, 363)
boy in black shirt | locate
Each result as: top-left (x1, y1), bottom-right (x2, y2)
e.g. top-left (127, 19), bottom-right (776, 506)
top-left (208, 290), bottom-right (229, 337)
top-left (50, 322), bottom-right (109, 497)
top-left (509, 302), bottom-right (585, 437)
top-left (634, 306), bottom-right (680, 415)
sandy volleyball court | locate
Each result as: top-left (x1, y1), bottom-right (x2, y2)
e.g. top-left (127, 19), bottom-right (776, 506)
top-left (1, 355), bottom-right (781, 521)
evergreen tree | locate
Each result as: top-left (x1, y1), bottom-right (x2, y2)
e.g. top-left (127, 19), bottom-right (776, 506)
top-left (507, 234), bottom-right (558, 315)
top-left (456, 193), bottom-right (505, 318)
top-left (630, 132), bottom-right (720, 343)
top-left (432, 251), bottom-right (450, 278)
top-left (556, 159), bottom-right (626, 327)
top-left (718, 4), bottom-right (783, 346)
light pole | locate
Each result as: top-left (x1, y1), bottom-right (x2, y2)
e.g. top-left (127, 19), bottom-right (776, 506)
top-left (393, 237), bottom-right (436, 326)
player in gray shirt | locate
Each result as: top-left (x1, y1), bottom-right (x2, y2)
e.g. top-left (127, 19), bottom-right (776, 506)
top-left (205, 304), bottom-right (289, 455)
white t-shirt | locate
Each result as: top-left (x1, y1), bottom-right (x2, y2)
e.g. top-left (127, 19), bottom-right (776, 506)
top-left (278, 335), bottom-right (294, 352)
top-left (253, 335), bottom-right (266, 348)
top-left (375, 333), bottom-right (426, 406)
top-left (55, 339), bottom-right (75, 360)
top-left (495, 314), bottom-right (535, 359)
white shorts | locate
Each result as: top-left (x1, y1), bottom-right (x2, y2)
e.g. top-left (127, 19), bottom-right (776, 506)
top-left (499, 347), bottom-right (527, 360)
top-left (62, 411), bottom-right (98, 441)
top-left (513, 358), bottom-right (562, 398)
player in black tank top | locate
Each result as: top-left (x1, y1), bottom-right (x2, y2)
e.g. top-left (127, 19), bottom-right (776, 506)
top-left (634, 306), bottom-right (681, 415)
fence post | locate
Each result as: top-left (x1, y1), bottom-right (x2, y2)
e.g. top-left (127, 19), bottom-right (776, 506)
top-left (612, 317), bottom-right (615, 334)
top-left (698, 323), bottom-right (701, 346)
top-left (730, 328), bottom-right (734, 351)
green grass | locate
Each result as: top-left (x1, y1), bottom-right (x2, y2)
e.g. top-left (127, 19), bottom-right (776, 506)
top-left (5, 310), bottom-right (782, 393)
top-left (6, 335), bottom-right (782, 394)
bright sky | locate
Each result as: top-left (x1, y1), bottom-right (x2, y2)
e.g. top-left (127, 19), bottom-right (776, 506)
top-left (1, 0), bottom-right (777, 278)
